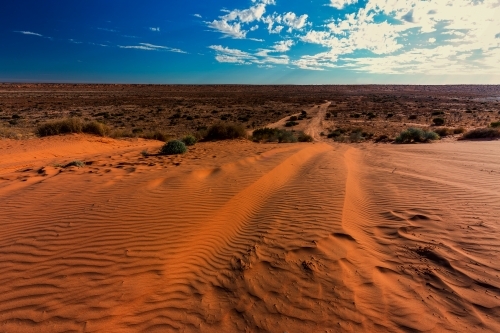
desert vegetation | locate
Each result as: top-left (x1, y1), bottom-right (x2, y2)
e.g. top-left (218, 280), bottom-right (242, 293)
top-left (252, 127), bottom-right (312, 143)
top-left (37, 118), bottom-right (110, 137)
top-left (461, 128), bottom-right (500, 139)
top-left (160, 140), bottom-right (187, 155)
top-left (395, 128), bottom-right (440, 144)
top-left (1, 84), bottom-right (499, 144)
top-left (202, 123), bottom-right (247, 141)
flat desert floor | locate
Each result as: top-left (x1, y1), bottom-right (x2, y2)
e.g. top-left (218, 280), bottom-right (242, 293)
top-left (1, 90), bottom-right (500, 332)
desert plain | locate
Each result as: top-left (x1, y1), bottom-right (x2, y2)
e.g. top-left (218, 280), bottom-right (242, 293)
top-left (0, 84), bottom-right (499, 332)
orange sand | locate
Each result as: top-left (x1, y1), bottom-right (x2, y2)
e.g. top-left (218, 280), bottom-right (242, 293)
top-left (0, 133), bottom-right (499, 332)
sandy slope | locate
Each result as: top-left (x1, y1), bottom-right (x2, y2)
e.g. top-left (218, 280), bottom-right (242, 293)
top-left (0, 133), bottom-right (499, 332)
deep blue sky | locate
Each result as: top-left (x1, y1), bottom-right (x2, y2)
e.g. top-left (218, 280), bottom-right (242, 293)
top-left (1, 0), bottom-right (499, 83)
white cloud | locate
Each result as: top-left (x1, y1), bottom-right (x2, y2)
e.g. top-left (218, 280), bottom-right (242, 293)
top-left (328, 0), bottom-right (358, 10)
top-left (194, 14), bottom-right (202, 18)
top-left (119, 43), bottom-right (187, 53)
top-left (209, 44), bottom-right (290, 66)
top-left (207, 20), bottom-right (247, 39)
top-left (272, 40), bottom-right (294, 52)
top-left (207, 0), bottom-right (307, 39)
top-left (149, 27), bottom-right (160, 32)
top-left (15, 31), bottom-right (43, 37)
top-left (207, 0), bottom-right (500, 74)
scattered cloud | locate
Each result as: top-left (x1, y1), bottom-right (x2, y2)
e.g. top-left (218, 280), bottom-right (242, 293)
top-left (15, 31), bottom-right (43, 37)
top-left (97, 28), bottom-right (117, 33)
top-left (119, 43), bottom-right (187, 53)
top-left (209, 44), bottom-right (289, 65)
top-left (149, 27), bottom-right (160, 32)
top-left (207, 0), bottom-right (308, 39)
top-left (328, 0), bottom-right (358, 10)
top-left (194, 14), bottom-right (202, 18)
top-left (207, 0), bottom-right (500, 74)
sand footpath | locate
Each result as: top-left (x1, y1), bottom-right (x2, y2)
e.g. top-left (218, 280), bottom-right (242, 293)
top-left (0, 134), bottom-right (499, 332)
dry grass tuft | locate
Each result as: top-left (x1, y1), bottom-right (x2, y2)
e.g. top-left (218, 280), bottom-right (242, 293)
top-left (203, 123), bottom-right (247, 141)
top-left (37, 118), bottom-right (110, 137)
top-left (462, 128), bottom-right (500, 140)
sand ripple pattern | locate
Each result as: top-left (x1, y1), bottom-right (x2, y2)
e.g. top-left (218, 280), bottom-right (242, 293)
top-left (1, 139), bottom-right (499, 332)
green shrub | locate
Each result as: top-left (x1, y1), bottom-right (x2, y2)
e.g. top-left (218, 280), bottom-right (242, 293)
top-left (424, 131), bottom-right (440, 141)
top-left (491, 121), bottom-right (500, 128)
top-left (349, 132), bottom-right (364, 143)
top-left (298, 132), bottom-right (313, 142)
top-left (289, 116), bottom-right (298, 121)
top-left (395, 128), bottom-right (440, 144)
top-left (160, 140), bottom-right (187, 155)
top-left (327, 128), bottom-right (346, 138)
top-left (408, 115), bottom-right (417, 120)
top-left (252, 128), bottom-right (279, 142)
top-left (453, 127), bottom-right (466, 134)
top-left (432, 117), bottom-right (445, 126)
top-left (252, 127), bottom-right (298, 143)
top-left (181, 135), bottom-right (197, 146)
top-left (204, 123), bottom-right (247, 141)
top-left (278, 130), bottom-right (298, 143)
top-left (432, 111), bottom-right (444, 116)
top-left (285, 121), bottom-right (298, 127)
top-left (462, 128), bottom-right (500, 139)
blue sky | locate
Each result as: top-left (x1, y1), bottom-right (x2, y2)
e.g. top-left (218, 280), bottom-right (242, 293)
top-left (1, 0), bottom-right (499, 84)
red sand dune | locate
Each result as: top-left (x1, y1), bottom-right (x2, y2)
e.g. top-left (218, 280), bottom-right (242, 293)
top-left (0, 132), bottom-right (499, 332)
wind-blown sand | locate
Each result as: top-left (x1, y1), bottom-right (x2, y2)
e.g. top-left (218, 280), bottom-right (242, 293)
top-left (1, 131), bottom-right (499, 331)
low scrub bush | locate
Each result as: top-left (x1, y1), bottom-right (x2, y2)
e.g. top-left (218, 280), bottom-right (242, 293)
top-left (285, 121), bottom-right (298, 127)
top-left (83, 121), bottom-right (110, 136)
top-left (37, 118), bottom-right (83, 136)
top-left (297, 132), bottom-right (313, 142)
top-left (181, 135), bottom-right (197, 146)
top-left (432, 117), bottom-right (445, 126)
top-left (434, 127), bottom-right (453, 137)
top-left (462, 128), bottom-right (500, 139)
top-left (434, 127), bottom-right (465, 137)
top-left (204, 123), bottom-right (247, 141)
top-left (375, 135), bottom-right (390, 143)
top-left (252, 127), bottom-right (299, 143)
top-left (395, 127), bottom-right (440, 144)
top-left (327, 128), bottom-right (346, 138)
top-left (491, 121), bottom-right (500, 128)
top-left (278, 130), bottom-right (298, 143)
top-left (349, 132), bottom-right (364, 143)
top-left (37, 118), bottom-right (109, 137)
top-left (160, 140), bottom-right (187, 155)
